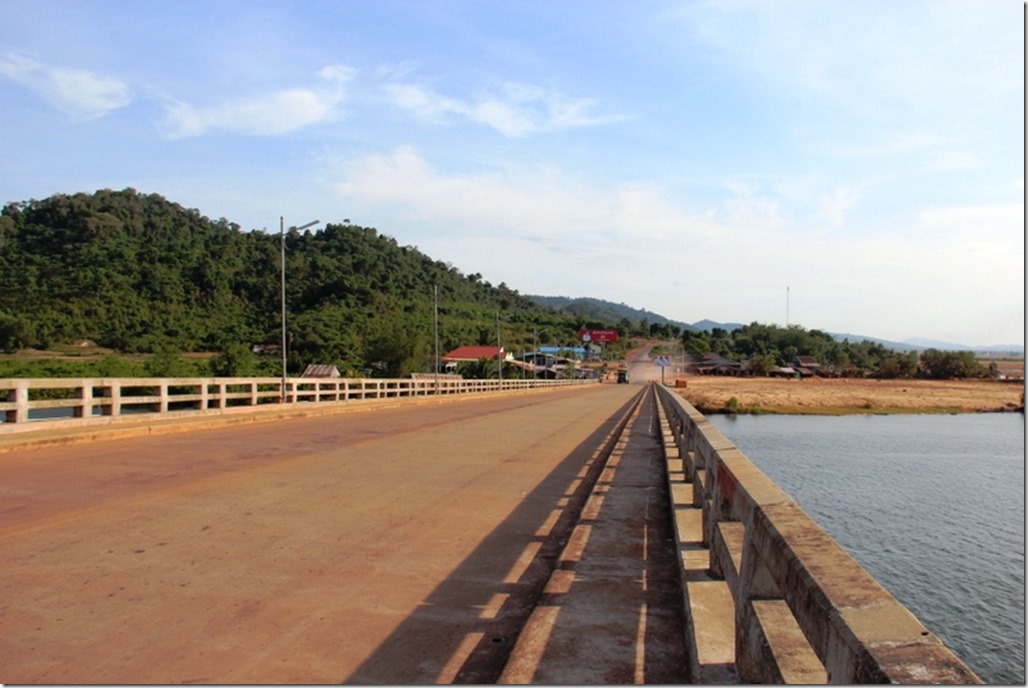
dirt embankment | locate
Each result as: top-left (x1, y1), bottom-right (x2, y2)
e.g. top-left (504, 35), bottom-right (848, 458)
top-left (673, 375), bottom-right (1025, 415)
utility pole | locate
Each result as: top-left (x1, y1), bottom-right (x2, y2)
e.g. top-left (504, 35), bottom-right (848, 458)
top-left (280, 216), bottom-right (319, 402)
top-left (434, 285), bottom-right (439, 393)
top-left (496, 312), bottom-right (502, 383)
top-left (786, 285), bottom-right (790, 328)
top-left (280, 217), bottom-right (287, 401)
top-left (533, 329), bottom-right (538, 386)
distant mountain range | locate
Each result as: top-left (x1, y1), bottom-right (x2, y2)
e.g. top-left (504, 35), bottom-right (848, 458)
top-left (527, 295), bottom-right (1024, 355)
top-left (526, 295), bottom-right (727, 332)
top-left (897, 337), bottom-right (1024, 355)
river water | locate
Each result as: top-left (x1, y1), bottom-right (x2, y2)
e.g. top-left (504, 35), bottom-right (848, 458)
top-left (708, 412), bottom-right (1025, 685)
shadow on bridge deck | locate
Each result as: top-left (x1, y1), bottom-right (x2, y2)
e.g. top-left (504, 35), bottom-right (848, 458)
top-left (343, 387), bottom-right (690, 684)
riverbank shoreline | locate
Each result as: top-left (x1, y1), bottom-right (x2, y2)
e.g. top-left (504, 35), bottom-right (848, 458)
top-left (672, 376), bottom-right (1025, 415)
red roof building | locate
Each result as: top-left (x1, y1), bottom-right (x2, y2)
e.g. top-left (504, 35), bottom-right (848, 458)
top-left (442, 346), bottom-right (512, 362)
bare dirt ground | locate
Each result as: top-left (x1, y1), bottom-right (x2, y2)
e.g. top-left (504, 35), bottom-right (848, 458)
top-left (672, 375), bottom-right (1025, 415)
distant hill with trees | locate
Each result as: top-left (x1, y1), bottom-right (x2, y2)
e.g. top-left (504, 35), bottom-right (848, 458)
top-left (0, 189), bottom-right (1009, 381)
top-left (531, 296), bottom-right (1021, 357)
top-left (679, 322), bottom-right (928, 377)
top-left (0, 189), bottom-right (609, 377)
top-left (527, 295), bottom-right (688, 331)
top-left (526, 295), bottom-right (744, 337)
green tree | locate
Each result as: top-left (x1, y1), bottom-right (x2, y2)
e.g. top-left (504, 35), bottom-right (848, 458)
top-left (455, 358), bottom-right (496, 380)
top-left (145, 348), bottom-right (196, 377)
top-left (878, 352), bottom-right (919, 379)
top-left (748, 353), bottom-right (778, 376)
top-left (0, 311), bottom-right (33, 353)
top-left (684, 334), bottom-right (711, 358)
top-left (919, 349), bottom-right (986, 379)
top-left (708, 328), bottom-right (734, 357)
top-left (97, 355), bottom-right (144, 377)
top-left (209, 343), bottom-right (256, 377)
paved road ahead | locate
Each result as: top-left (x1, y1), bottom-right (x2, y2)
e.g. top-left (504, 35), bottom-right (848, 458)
top-left (0, 384), bottom-right (674, 684)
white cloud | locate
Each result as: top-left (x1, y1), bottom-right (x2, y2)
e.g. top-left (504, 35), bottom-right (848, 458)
top-left (159, 65), bottom-right (355, 138)
top-left (384, 80), bottom-right (620, 137)
top-left (815, 185), bottom-right (862, 234)
top-left (332, 147), bottom-right (832, 323)
top-left (0, 51), bottom-right (132, 119)
top-left (335, 146), bottom-right (714, 243)
top-left (332, 146), bottom-right (1023, 343)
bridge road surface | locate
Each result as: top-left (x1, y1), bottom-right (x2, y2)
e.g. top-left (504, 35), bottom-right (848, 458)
top-left (0, 383), bottom-right (688, 684)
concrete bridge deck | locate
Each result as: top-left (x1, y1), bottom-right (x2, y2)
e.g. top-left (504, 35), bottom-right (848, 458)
top-left (0, 382), bottom-right (981, 684)
top-left (0, 384), bottom-right (687, 684)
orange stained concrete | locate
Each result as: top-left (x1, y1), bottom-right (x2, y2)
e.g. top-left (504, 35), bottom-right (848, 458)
top-left (0, 384), bottom-right (651, 684)
top-left (500, 389), bottom-right (689, 684)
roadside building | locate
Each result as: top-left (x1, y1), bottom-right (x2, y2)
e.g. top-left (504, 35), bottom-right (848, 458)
top-left (441, 345), bottom-right (512, 364)
top-left (301, 364), bottom-right (341, 378)
top-left (513, 351), bottom-right (576, 378)
top-left (793, 355), bottom-right (822, 377)
top-left (688, 352), bottom-right (742, 376)
top-left (538, 345), bottom-right (588, 360)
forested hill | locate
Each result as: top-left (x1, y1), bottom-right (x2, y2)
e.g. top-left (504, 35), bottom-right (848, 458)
top-left (0, 188), bottom-right (591, 375)
top-left (527, 295), bottom-right (693, 332)
top-left (527, 295), bottom-right (744, 335)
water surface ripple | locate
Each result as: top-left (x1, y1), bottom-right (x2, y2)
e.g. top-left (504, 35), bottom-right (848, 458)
top-left (709, 412), bottom-right (1025, 685)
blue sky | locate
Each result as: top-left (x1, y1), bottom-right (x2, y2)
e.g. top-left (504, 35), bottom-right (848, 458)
top-left (1, 0), bottom-right (1023, 347)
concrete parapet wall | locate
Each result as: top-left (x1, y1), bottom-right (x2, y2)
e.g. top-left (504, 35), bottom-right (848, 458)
top-left (654, 384), bottom-right (981, 684)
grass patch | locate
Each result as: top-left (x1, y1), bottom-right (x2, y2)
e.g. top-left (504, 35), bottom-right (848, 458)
top-left (677, 379), bottom-right (1023, 416)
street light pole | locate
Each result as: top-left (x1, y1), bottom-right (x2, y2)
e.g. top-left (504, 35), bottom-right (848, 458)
top-left (280, 216), bottom-right (320, 402)
top-left (496, 312), bottom-right (502, 383)
top-left (280, 217), bottom-right (286, 401)
top-left (434, 284), bottom-right (440, 393)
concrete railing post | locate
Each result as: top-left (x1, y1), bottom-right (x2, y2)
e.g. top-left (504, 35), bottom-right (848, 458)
top-left (734, 519), bottom-right (785, 683)
top-left (6, 380), bottom-right (29, 423)
top-left (98, 381), bottom-right (121, 416)
top-left (74, 380), bottom-right (92, 418)
top-left (158, 380), bottom-right (169, 414)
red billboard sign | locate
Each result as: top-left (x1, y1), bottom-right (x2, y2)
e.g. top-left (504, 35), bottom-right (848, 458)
top-left (578, 328), bottom-right (620, 343)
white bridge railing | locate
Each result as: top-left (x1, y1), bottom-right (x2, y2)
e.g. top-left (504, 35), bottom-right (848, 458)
top-left (0, 375), bottom-right (595, 432)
